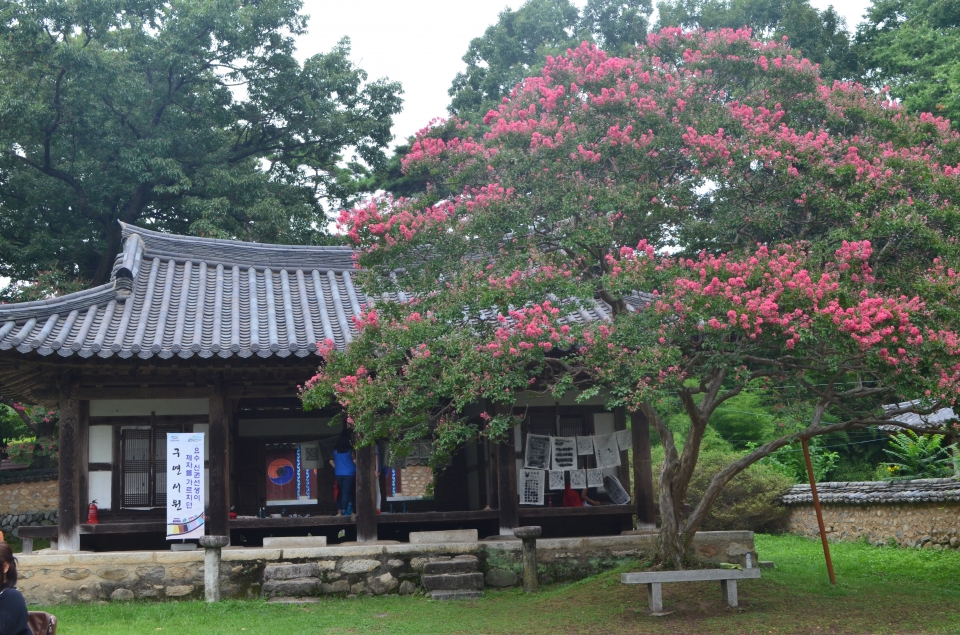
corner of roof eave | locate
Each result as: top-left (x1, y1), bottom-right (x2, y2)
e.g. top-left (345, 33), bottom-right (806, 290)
top-left (112, 226), bottom-right (145, 302)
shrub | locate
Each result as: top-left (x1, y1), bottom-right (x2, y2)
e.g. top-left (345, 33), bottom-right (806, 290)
top-left (655, 449), bottom-right (794, 533)
top-left (881, 431), bottom-right (956, 479)
top-left (5, 436), bottom-right (58, 468)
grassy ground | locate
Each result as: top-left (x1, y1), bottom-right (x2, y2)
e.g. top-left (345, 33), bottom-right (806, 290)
top-left (33, 534), bottom-right (960, 634)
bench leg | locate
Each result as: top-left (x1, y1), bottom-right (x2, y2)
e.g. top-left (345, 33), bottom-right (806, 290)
top-left (21, 538), bottom-right (33, 556)
top-left (647, 582), bottom-right (663, 613)
top-left (721, 579), bottom-right (738, 607)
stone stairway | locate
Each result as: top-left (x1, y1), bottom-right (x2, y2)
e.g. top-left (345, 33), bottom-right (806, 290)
top-left (422, 555), bottom-right (484, 600)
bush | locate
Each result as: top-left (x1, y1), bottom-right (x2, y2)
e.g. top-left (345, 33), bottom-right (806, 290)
top-left (655, 449), bottom-right (794, 534)
top-left (881, 431), bottom-right (957, 479)
top-left (5, 436), bottom-right (59, 468)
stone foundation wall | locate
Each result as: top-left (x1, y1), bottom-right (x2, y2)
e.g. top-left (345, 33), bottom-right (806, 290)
top-left (787, 502), bottom-right (960, 549)
top-left (16, 530), bottom-right (756, 605)
top-left (398, 466), bottom-right (432, 498)
top-left (0, 478), bottom-right (58, 516)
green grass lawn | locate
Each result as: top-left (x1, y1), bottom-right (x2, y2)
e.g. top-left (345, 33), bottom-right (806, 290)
top-left (34, 534), bottom-right (960, 634)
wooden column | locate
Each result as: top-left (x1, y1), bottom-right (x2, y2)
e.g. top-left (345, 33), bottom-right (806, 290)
top-left (208, 381), bottom-right (230, 539)
top-left (614, 408), bottom-right (631, 489)
top-left (497, 424), bottom-right (518, 535)
top-left (355, 444), bottom-right (378, 542)
top-left (58, 376), bottom-right (81, 551)
top-left (631, 410), bottom-right (656, 528)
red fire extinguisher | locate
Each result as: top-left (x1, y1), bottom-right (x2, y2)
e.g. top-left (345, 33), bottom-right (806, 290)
top-left (87, 500), bottom-right (99, 525)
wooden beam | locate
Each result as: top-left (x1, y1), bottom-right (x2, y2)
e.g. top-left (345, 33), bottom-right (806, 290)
top-left (631, 410), bottom-right (656, 528)
top-left (497, 406), bottom-right (518, 535)
top-left (58, 375), bottom-right (81, 551)
top-left (207, 379), bottom-right (231, 538)
top-left (355, 444), bottom-right (378, 542)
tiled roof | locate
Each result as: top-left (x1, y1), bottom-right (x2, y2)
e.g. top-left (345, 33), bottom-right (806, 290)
top-left (782, 478), bottom-right (960, 505)
top-left (0, 223), bottom-right (647, 362)
top-left (879, 402), bottom-right (958, 433)
top-left (0, 224), bottom-right (366, 360)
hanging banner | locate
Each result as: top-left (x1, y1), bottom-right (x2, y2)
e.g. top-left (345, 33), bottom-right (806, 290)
top-left (524, 434), bottom-right (551, 470)
top-left (616, 429), bottom-right (633, 452)
top-left (520, 469), bottom-right (545, 505)
top-left (548, 470), bottom-right (566, 490)
top-left (603, 475), bottom-right (631, 505)
top-left (167, 433), bottom-right (205, 540)
top-left (569, 469), bottom-right (587, 490)
top-left (587, 468), bottom-right (604, 488)
top-left (576, 436), bottom-right (594, 456)
top-left (551, 437), bottom-right (577, 471)
top-left (593, 433), bottom-right (622, 469)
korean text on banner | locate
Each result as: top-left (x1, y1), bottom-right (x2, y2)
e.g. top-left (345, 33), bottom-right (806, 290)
top-left (167, 433), bottom-right (205, 540)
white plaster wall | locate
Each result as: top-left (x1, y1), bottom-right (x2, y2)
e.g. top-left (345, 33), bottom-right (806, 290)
top-left (90, 399), bottom-right (209, 417)
top-left (88, 426), bottom-right (113, 463)
top-left (89, 471), bottom-right (112, 510)
top-left (592, 413), bottom-right (618, 492)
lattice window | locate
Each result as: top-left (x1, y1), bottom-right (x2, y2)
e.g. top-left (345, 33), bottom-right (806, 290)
top-left (120, 427), bottom-right (179, 508)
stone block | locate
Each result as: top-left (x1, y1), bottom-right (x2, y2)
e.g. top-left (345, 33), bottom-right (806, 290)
top-left (264, 563), bottom-right (320, 581)
top-left (423, 559), bottom-right (478, 575)
top-left (96, 568), bottom-right (129, 582)
top-left (317, 560), bottom-right (337, 571)
top-left (263, 536), bottom-right (328, 549)
top-left (399, 580), bottom-right (416, 595)
top-left (386, 559), bottom-right (404, 569)
top-left (409, 529), bottom-right (479, 544)
top-left (221, 548), bottom-right (282, 562)
top-left (340, 559), bottom-right (381, 574)
top-left (350, 582), bottom-right (366, 595)
top-left (485, 569), bottom-right (518, 587)
top-left (430, 590), bottom-right (482, 601)
top-left (155, 552), bottom-right (204, 564)
top-left (322, 580), bottom-right (350, 595)
top-left (367, 573), bottom-right (399, 595)
top-left (60, 568), bottom-right (91, 581)
top-left (422, 572), bottom-right (484, 592)
top-left (165, 585), bottom-right (194, 597)
top-left (110, 589), bottom-right (134, 602)
top-left (262, 578), bottom-right (320, 598)
top-left (135, 566), bottom-right (167, 584)
top-left (72, 552), bottom-right (156, 566)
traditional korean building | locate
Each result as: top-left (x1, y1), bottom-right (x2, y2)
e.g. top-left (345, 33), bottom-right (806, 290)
top-left (0, 223), bottom-right (654, 551)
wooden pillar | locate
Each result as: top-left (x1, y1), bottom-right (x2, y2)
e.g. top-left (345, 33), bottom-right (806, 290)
top-left (355, 444), bottom-right (378, 542)
top-left (614, 408), bottom-right (631, 491)
top-left (208, 381), bottom-right (230, 539)
top-left (497, 418), bottom-right (518, 535)
top-left (58, 376), bottom-right (81, 551)
top-left (631, 410), bottom-right (656, 527)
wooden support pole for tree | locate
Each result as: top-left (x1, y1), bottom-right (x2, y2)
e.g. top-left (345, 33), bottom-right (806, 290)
top-left (631, 410), bottom-right (656, 528)
top-left (801, 437), bottom-right (836, 585)
top-left (356, 444), bottom-right (378, 542)
top-left (208, 380), bottom-right (230, 539)
top-left (58, 375), bottom-right (81, 551)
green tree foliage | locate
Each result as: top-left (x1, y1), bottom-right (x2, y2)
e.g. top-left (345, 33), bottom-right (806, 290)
top-left (447, 0), bottom-right (652, 122)
top-left (656, 0), bottom-right (859, 81)
top-left (881, 430), bottom-right (957, 479)
top-left (0, 0), bottom-right (402, 290)
top-left (858, 0), bottom-right (960, 128)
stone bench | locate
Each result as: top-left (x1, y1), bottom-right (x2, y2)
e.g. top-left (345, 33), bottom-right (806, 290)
top-left (621, 567), bottom-right (761, 613)
top-left (17, 525), bottom-right (58, 555)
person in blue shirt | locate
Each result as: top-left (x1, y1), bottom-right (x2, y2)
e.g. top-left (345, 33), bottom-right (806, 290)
top-left (329, 430), bottom-right (356, 516)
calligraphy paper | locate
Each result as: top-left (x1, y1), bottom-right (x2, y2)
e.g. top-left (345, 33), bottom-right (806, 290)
top-left (524, 434), bottom-right (551, 470)
top-left (551, 437), bottom-right (577, 471)
top-left (548, 470), bottom-right (566, 490)
top-left (166, 432), bottom-right (205, 540)
top-left (616, 429), bottom-right (632, 452)
top-left (593, 433), bottom-right (621, 469)
top-left (520, 469), bottom-right (545, 505)
top-left (587, 468), bottom-right (604, 488)
top-left (570, 469), bottom-right (587, 490)
top-left (603, 475), bottom-right (631, 505)
top-left (576, 436), bottom-right (594, 456)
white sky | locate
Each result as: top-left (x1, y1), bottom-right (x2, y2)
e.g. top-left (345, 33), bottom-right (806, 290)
top-left (0, 0), bottom-right (874, 293)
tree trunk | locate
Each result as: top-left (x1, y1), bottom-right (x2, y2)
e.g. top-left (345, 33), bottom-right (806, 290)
top-left (642, 403), bottom-right (686, 569)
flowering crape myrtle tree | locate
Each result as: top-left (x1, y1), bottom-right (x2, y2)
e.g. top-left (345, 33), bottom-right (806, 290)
top-left (301, 29), bottom-right (960, 567)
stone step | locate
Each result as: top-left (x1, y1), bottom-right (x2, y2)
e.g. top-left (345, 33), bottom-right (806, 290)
top-left (261, 578), bottom-right (320, 598)
top-left (423, 558), bottom-right (479, 575)
top-left (263, 562), bottom-right (320, 581)
top-left (429, 590), bottom-right (483, 601)
top-left (422, 572), bottom-right (484, 592)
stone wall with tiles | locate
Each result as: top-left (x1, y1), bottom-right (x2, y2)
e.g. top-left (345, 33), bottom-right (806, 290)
top-left (0, 471), bottom-right (59, 537)
top-left (783, 478), bottom-right (960, 549)
top-left (17, 530), bottom-right (756, 605)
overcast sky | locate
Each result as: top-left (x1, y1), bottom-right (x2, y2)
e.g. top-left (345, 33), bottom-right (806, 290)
top-left (0, 0), bottom-right (874, 293)
top-left (296, 0), bottom-right (874, 144)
